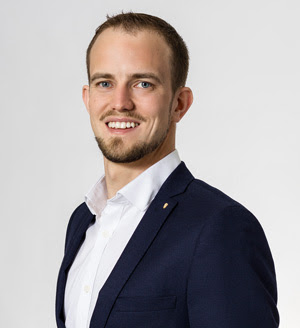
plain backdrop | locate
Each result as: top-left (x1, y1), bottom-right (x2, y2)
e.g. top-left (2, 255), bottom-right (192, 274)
top-left (1, 0), bottom-right (299, 327)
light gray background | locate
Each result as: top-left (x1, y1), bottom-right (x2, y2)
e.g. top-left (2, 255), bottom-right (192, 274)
top-left (1, 0), bottom-right (299, 327)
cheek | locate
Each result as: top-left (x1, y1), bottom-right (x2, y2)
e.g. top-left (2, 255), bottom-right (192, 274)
top-left (136, 94), bottom-right (170, 118)
top-left (89, 91), bottom-right (108, 112)
top-left (89, 98), bottom-right (102, 112)
top-left (145, 109), bottom-right (171, 135)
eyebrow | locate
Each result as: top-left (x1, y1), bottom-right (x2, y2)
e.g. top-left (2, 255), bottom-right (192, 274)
top-left (90, 72), bottom-right (163, 85)
top-left (130, 73), bottom-right (162, 85)
top-left (90, 73), bottom-right (114, 83)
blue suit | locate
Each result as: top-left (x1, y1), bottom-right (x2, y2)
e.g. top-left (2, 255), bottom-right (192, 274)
top-left (56, 162), bottom-right (279, 327)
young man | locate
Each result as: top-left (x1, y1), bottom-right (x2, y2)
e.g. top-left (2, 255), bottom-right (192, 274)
top-left (56, 13), bottom-right (279, 328)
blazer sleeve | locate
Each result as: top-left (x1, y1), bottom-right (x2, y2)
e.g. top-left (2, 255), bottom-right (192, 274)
top-left (187, 205), bottom-right (279, 328)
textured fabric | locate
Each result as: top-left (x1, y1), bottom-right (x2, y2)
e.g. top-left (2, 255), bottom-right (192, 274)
top-left (56, 162), bottom-right (279, 328)
top-left (64, 150), bottom-right (181, 328)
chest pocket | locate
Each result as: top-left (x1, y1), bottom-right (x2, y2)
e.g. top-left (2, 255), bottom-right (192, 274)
top-left (114, 295), bottom-right (177, 312)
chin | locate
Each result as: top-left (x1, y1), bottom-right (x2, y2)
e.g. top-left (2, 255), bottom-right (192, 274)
top-left (95, 133), bottom-right (168, 164)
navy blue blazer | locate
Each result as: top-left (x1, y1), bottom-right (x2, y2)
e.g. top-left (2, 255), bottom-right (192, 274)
top-left (56, 162), bottom-right (279, 327)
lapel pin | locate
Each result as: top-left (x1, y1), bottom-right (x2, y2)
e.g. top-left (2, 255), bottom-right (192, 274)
top-left (163, 203), bottom-right (168, 209)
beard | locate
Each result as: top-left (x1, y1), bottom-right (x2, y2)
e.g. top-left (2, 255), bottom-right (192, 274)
top-left (95, 103), bottom-right (173, 164)
top-left (95, 129), bottom-right (169, 163)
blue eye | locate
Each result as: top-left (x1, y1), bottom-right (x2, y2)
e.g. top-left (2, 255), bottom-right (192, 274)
top-left (138, 82), bottom-right (151, 88)
top-left (99, 81), bottom-right (111, 88)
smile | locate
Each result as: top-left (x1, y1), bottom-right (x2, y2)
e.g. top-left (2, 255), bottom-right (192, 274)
top-left (107, 122), bottom-right (140, 129)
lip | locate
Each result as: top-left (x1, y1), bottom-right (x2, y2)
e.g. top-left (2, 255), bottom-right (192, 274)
top-left (105, 124), bottom-right (140, 135)
top-left (103, 117), bottom-right (141, 124)
top-left (104, 117), bottom-right (141, 135)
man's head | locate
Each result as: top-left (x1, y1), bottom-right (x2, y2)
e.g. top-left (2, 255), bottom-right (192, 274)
top-left (83, 13), bottom-right (193, 165)
top-left (86, 12), bottom-right (189, 93)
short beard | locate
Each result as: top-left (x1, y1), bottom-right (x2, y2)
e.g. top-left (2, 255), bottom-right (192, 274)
top-left (95, 125), bottom-right (170, 163)
top-left (95, 102), bottom-right (173, 164)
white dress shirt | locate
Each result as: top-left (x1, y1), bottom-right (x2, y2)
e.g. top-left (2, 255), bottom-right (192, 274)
top-left (64, 150), bottom-right (181, 328)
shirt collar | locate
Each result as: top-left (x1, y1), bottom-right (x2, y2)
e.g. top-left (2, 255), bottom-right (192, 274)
top-left (85, 176), bottom-right (107, 216)
top-left (85, 150), bottom-right (181, 214)
top-left (117, 150), bottom-right (181, 211)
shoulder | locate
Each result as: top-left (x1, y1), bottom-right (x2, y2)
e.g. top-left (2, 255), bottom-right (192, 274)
top-left (180, 177), bottom-right (276, 276)
top-left (175, 176), bottom-right (258, 226)
top-left (173, 176), bottom-right (274, 259)
top-left (186, 178), bottom-right (241, 208)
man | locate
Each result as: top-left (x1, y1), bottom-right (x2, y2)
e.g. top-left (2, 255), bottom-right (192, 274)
top-left (56, 12), bottom-right (279, 328)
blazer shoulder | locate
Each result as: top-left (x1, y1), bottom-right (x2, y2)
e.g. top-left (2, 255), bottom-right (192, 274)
top-left (180, 177), bottom-right (246, 215)
top-left (175, 176), bottom-right (270, 241)
top-left (190, 178), bottom-right (241, 205)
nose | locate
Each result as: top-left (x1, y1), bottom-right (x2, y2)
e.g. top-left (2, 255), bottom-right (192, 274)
top-left (111, 85), bottom-right (134, 111)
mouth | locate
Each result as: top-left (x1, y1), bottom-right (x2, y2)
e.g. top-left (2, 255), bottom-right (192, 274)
top-left (106, 121), bottom-right (140, 129)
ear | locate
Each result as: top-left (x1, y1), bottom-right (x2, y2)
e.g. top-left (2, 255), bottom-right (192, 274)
top-left (171, 87), bottom-right (193, 123)
top-left (82, 85), bottom-right (90, 113)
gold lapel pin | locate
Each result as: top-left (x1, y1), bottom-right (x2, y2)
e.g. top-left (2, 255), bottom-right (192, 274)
top-left (163, 203), bottom-right (168, 209)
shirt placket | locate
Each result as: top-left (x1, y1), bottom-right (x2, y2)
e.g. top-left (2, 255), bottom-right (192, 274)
top-left (85, 201), bottom-right (125, 326)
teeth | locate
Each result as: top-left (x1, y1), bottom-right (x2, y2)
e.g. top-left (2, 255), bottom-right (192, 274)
top-left (107, 122), bottom-right (139, 129)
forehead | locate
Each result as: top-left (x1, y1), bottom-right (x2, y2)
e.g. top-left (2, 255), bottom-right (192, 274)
top-left (89, 28), bottom-right (172, 81)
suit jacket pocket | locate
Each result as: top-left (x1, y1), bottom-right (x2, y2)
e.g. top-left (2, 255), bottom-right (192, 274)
top-left (115, 295), bottom-right (177, 312)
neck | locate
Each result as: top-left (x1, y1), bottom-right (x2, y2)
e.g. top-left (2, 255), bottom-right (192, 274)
top-left (103, 131), bottom-right (175, 199)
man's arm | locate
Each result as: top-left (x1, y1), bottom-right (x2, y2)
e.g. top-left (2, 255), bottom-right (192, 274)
top-left (187, 205), bottom-right (279, 327)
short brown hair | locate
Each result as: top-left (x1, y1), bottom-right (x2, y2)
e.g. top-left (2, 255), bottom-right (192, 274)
top-left (86, 12), bottom-right (189, 92)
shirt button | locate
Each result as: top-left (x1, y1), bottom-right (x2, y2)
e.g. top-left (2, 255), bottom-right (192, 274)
top-left (84, 285), bottom-right (90, 293)
top-left (102, 230), bottom-right (110, 238)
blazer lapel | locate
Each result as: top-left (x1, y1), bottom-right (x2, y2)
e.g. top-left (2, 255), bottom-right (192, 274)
top-left (56, 205), bottom-right (95, 327)
top-left (90, 162), bottom-right (194, 328)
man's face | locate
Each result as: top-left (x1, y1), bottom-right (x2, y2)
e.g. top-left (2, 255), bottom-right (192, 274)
top-left (83, 28), bottom-right (179, 163)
